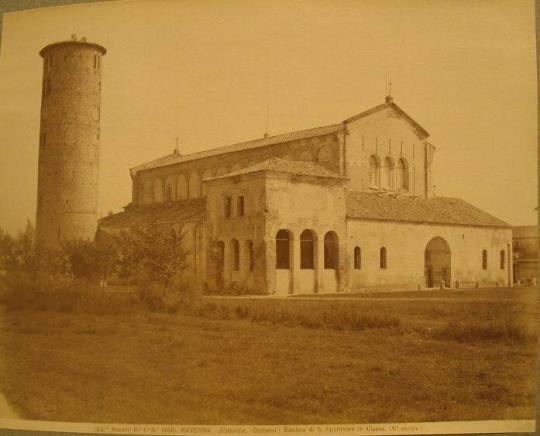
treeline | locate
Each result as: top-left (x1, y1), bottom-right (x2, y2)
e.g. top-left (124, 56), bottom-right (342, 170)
top-left (1, 223), bottom-right (192, 298)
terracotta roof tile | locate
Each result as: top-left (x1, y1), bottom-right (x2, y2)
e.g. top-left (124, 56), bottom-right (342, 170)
top-left (346, 191), bottom-right (509, 228)
top-left (99, 198), bottom-right (206, 230)
top-left (207, 158), bottom-right (344, 180)
top-left (130, 124), bottom-right (343, 175)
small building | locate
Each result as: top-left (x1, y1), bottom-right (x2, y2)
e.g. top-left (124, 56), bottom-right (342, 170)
top-left (99, 96), bottom-right (513, 294)
top-left (512, 226), bottom-right (538, 286)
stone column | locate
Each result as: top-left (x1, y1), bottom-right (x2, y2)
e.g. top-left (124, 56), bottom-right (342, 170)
top-left (316, 237), bottom-right (325, 293)
top-left (292, 233), bottom-right (301, 294)
top-left (264, 237), bottom-right (276, 295)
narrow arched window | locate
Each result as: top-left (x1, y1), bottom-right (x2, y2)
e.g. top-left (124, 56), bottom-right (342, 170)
top-left (300, 230), bottom-right (316, 269)
top-left (354, 247), bottom-right (361, 269)
top-left (231, 239), bottom-right (240, 271)
top-left (369, 155), bottom-right (380, 187)
top-left (380, 247), bottom-right (387, 269)
top-left (324, 232), bottom-right (339, 269)
top-left (276, 230), bottom-right (290, 270)
top-left (397, 158), bottom-right (409, 190)
top-left (500, 250), bottom-right (505, 270)
top-left (482, 249), bottom-right (488, 270)
top-left (247, 240), bottom-right (255, 271)
top-left (165, 183), bottom-right (173, 201)
top-left (383, 157), bottom-right (394, 189)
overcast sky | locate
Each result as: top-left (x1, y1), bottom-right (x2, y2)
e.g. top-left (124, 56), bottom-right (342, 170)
top-left (0, 0), bottom-right (537, 234)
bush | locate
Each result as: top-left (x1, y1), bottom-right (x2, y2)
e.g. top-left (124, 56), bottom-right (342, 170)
top-left (0, 272), bottom-right (142, 315)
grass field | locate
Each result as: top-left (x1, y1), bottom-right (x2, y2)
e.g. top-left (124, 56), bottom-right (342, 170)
top-left (0, 287), bottom-right (537, 424)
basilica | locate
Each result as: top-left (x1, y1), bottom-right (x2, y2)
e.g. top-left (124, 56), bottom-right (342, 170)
top-left (99, 95), bottom-right (512, 294)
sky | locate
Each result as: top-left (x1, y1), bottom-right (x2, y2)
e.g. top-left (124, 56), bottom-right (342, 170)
top-left (0, 0), bottom-right (537, 234)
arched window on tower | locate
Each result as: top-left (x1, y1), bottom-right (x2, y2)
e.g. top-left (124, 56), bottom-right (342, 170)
top-left (397, 158), bottom-right (409, 191)
top-left (369, 155), bottom-right (380, 188)
top-left (380, 247), bottom-right (387, 269)
top-left (383, 157), bottom-right (395, 190)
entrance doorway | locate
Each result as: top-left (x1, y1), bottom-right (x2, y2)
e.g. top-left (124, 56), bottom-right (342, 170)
top-left (425, 237), bottom-right (451, 288)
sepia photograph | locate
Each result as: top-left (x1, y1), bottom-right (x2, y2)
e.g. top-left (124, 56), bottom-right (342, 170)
top-left (0, 0), bottom-right (537, 434)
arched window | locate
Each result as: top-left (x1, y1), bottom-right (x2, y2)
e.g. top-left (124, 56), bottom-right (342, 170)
top-left (201, 169), bottom-right (214, 196)
top-left (397, 158), bottom-right (409, 190)
top-left (176, 174), bottom-right (188, 200)
top-left (354, 247), bottom-right (361, 269)
top-left (165, 182), bottom-right (174, 201)
top-left (383, 157), bottom-right (394, 189)
top-left (380, 247), bottom-right (387, 269)
top-left (300, 230), bottom-right (316, 270)
top-left (246, 240), bottom-right (255, 272)
top-left (231, 239), bottom-right (240, 271)
top-left (369, 155), bottom-right (380, 187)
top-left (188, 172), bottom-right (201, 198)
top-left (482, 249), bottom-right (488, 270)
top-left (276, 230), bottom-right (291, 269)
top-left (324, 231), bottom-right (339, 269)
top-left (316, 145), bottom-right (332, 163)
top-left (500, 250), bottom-right (505, 270)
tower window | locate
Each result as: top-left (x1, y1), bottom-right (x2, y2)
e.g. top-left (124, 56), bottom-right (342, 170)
top-left (237, 196), bottom-right (245, 217)
top-left (380, 247), bottom-right (387, 269)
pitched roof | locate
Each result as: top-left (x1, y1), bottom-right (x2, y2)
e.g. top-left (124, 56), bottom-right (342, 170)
top-left (344, 99), bottom-right (430, 138)
top-left (98, 198), bottom-right (206, 230)
top-left (130, 124), bottom-right (343, 175)
top-left (207, 158), bottom-right (344, 181)
top-left (346, 192), bottom-right (509, 228)
top-left (130, 98), bottom-right (430, 175)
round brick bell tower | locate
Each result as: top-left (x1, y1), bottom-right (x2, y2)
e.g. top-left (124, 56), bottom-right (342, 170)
top-left (36, 36), bottom-right (106, 254)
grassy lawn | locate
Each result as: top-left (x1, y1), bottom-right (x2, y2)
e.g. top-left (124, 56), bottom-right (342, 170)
top-left (0, 288), bottom-right (537, 424)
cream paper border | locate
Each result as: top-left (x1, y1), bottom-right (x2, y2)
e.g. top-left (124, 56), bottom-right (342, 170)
top-left (0, 1), bottom-right (538, 436)
top-left (0, 418), bottom-right (536, 436)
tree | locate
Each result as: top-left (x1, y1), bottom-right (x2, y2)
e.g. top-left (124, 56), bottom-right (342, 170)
top-left (62, 239), bottom-right (118, 286)
top-left (115, 224), bottom-right (189, 291)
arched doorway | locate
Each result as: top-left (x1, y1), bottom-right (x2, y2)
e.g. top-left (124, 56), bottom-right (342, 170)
top-left (425, 237), bottom-right (451, 288)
